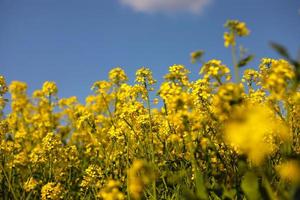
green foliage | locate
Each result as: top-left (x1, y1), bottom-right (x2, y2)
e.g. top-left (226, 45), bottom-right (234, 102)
top-left (237, 55), bottom-right (254, 68)
top-left (241, 172), bottom-right (261, 200)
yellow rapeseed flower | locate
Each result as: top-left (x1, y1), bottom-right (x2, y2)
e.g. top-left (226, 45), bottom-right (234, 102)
top-left (42, 81), bottom-right (58, 96)
top-left (224, 32), bottom-right (235, 47)
top-left (225, 105), bottom-right (289, 165)
top-left (276, 160), bottom-right (300, 183)
top-left (41, 182), bottom-right (64, 200)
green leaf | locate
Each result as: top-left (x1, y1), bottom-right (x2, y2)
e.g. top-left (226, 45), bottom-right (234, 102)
top-left (210, 191), bottom-right (222, 200)
top-left (270, 42), bottom-right (291, 60)
top-left (191, 50), bottom-right (205, 64)
top-left (241, 172), bottom-right (261, 200)
top-left (238, 55), bottom-right (254, 68)
top-left (182, 187), bottom-right (200, 200)
top-left (292, 60), bottom-right (300, 83)
top-left (261, 176), bottom-right (278, 200)
top-left (195, 169), bottom-right (208, 200)
top-left (270, 43), bottom-right (300, 84)
top-left (222, 188), bottom-right (236, 199)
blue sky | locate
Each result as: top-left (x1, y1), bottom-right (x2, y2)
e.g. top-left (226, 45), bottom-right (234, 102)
top-left (1, 0), bottom-right (300, 102)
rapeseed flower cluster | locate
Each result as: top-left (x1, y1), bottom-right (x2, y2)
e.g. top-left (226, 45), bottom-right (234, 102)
top-left (224, 20), bottom-right (250, 48)
top-left (0, 20), bottom-right (299, 200)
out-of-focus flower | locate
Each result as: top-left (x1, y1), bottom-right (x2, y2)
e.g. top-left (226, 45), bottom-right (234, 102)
top-left (225, 105), bottom-right (290, 165)
top-left (276, 160), bottom-right (300, 183)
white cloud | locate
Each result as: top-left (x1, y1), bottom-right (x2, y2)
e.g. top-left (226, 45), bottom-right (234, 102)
top-left (120, 0), bottom-right (212, 14)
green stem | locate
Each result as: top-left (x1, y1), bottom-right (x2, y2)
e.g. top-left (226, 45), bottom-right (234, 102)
top-left (48, 155), bottom-right (52, 181)
top-left (231, 43), bottom-right (239, 82)
top-left (126, 137), bottom-right (131, 200)
top-left (186, 130), bottom-right (207, 200)
top-left (144, 82), bottom-right (157, 200)
top-left (0, 163), bottom-right (18, 199)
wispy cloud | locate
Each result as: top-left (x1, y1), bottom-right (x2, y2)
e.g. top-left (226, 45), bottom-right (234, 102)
top-left (120, 0), bottom-right (212, 14)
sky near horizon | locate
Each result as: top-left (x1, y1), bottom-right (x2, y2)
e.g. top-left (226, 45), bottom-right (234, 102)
top-left (1, 0), bottom-right (300, 102)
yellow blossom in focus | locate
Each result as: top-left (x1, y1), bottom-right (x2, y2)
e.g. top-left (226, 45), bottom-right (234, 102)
top-left (91, 80), bottom-right (112, 94)
top-left (200, 59), bottom-right (231, 82)
top-left (109, 67), bottom-right (128, 85)
top-left (42, 81), bottom-right (58, 96)
top-left (213, 83), bottom-right (244, 120)
top-left (41, 182), bottom-right (64, 200)
top-left (80, 164), bottom-right (103, 189)
top-left (164, 65), bottom-right (190, 86)
top-left (242, 69), bottom-right (260, 86)
top-left (260, 59), bottom-right (295, 99)
top-left (0, 120), bottom-right (8, 138)
top-left (0, 75), bottom-right (8, 95)
top-left (9, 81), bottom-right (29, 112)
top-left (135, 67), bottom-right (156, 86)
top-left (42, 132), bottom-right (62, 154)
